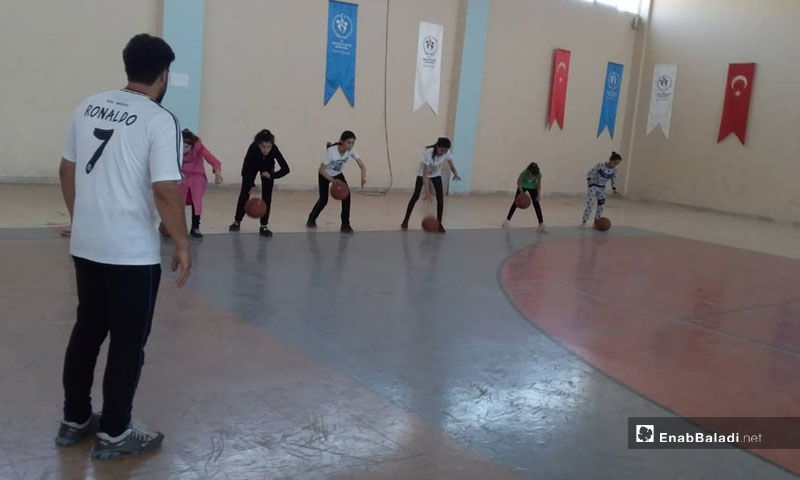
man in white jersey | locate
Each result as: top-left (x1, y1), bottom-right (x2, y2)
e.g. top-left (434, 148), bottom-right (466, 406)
top-left (55, 33), bottom-right (191, 460)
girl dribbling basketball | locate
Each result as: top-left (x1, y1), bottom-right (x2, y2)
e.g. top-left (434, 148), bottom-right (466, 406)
top-left (180, 129), bottom-right (223, 239)
top-left (306, 130), bottom-right (366, 234)
top-left (401, 137), bottom-right (460, 233)
top-left (503, 162), bottom-right (547, 233)
top-left (581, 151), bottom-right (622, 227)
top-left (228, 129), bottom-right (290, 237)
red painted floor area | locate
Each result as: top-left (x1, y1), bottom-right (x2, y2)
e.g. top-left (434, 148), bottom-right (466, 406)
top-left (500, 235), bottom-right (800, 473)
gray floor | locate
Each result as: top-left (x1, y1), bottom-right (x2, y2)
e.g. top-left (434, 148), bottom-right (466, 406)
top-left (172, 227), bottom-right (797, 480)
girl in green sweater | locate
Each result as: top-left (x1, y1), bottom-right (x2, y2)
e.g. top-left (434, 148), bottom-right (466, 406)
top-left (503, 162), bottom-right (548, 233)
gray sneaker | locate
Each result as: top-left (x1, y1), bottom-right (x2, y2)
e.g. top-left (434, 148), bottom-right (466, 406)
top-left (91, 422), bottom-right (164, 460)
top-left (55, 413), bottom-right (100, 446)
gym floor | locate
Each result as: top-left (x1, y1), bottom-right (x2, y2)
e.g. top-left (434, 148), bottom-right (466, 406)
top-left (1, 185), bottom-right (799, 479)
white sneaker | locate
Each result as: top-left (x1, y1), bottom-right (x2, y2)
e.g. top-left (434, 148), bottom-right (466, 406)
top-left (502, 219), bottom-right (511, 228)
top-left (538, 224), bottom-right (549, 233)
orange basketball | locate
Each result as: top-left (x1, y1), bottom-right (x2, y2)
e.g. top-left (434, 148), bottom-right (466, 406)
top-left (421, 216), bottom-right (439, 232)
top-left (245, 198), bottom-right (267, 218)
top-left (330, 179), bottom-right (349, 200)
top-left (515, 193), bottom-right (531, 209)
top-left (594, 217), bottom-right (611, 232)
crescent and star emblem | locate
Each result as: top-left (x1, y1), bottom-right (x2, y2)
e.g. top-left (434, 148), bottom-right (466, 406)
top-left (731, 75), bottom-right (748, 97)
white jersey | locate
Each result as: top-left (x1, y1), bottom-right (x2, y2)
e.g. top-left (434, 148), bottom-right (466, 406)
top-left (323, 145), bottom-right (359, 177)
top-left (62, 89), bottom-right (182, 265)
top-left (417, 147), bottom-right (453, 178)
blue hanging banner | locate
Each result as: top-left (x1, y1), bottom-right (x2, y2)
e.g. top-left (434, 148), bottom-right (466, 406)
top-left (597, 62), bottom-right (624, 138)
top-left (324, 0), bottom-right (358, 106)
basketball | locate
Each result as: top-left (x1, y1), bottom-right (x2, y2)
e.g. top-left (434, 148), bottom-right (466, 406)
top-left (421, 216), bottom-right (439, 232)
top-left (330, 179), bottom-right (349, 200)
top-left (245, 198), bottom-right (267, 218)
top-left (594, 217), bottom-right (611, 231)
top-left (515, 193), bottom-right (531, 209)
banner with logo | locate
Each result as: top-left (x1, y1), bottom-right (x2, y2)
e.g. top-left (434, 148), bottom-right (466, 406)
top-left (324, 1), bottom-right (358, 106)
top-left (413, 22), bottom-right (444, 114)
top-left (717, 63), bottom-right (755, 144)
top-left (548, 49), bottom-right (571, 129)
top-left (597, 62), bottom-right (624, 138)
top-left (646, 64), bottom-right (678, 138)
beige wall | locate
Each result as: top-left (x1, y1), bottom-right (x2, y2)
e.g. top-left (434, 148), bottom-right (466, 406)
top-left (0, 0), bottom-right (644, 195)
top-left (8, 0), bottom-right (795, 223)
top-left (627, 0), bottom-right (800, 222)
top-left (472, 0), bottom-right (639, 194)
top-left (0, 1), bottom-right (160, 180)
top-left (199, 0), bottom-right (463, 191)
top-left (0, 0), bottom-right (461, 190)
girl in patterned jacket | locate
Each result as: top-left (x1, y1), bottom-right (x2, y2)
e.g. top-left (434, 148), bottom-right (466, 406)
top-left (581, 151), bottom-right (622, 227)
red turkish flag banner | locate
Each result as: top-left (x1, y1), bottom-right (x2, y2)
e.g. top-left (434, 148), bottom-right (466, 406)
top-left (548, 49), bottom-right (571, 129)
top-left (717, 63), bottom-right (756, 144)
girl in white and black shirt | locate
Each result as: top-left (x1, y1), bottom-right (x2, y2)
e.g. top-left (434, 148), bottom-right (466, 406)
top-left (401, 137), bottom-right (460, 233)
top-left (306, 130), bottom-right (366, 234)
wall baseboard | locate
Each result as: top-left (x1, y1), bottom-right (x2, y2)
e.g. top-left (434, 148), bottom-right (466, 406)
top-left (625, 194), bottom-right (791, 226)
top-left (0, 176), bottom-right (61, 185)
top-left (0, 177), bottom-right (420, 194)
top-left (2, 177), bottom-right (795, 227)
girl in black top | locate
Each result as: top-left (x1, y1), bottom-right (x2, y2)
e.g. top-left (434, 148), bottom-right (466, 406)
top-left (228, 129), bottom-right (290, 237)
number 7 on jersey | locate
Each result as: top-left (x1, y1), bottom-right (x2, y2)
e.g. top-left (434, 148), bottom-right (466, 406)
top-left (86, 128), bottom-right (114, 174)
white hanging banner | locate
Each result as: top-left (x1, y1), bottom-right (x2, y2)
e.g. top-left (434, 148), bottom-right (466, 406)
top-left (646, 64), bottom-right (678, 138)
top-left (414, 21), bottom-right (444, 114)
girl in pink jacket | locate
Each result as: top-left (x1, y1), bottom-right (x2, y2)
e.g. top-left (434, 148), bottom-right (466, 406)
top-left (180, 129), bottom-right (223, 239)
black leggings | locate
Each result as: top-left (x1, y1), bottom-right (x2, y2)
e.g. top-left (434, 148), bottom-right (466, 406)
top-left (507, 187), bottom-right (544, 224)
top-left (308, 173), bottom-right (350, 225)
top-left (404, 176), bottom-right (444, 223)
top-left (63, 257), bottom-right (161, 436)
top-left (190, 204), bottom-right (200, 230)
top-left (234, 173), bottom-right (274, 226)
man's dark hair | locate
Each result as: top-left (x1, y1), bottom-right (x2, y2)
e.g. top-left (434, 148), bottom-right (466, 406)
top-left (123, 34), bottom-right (175, 85)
